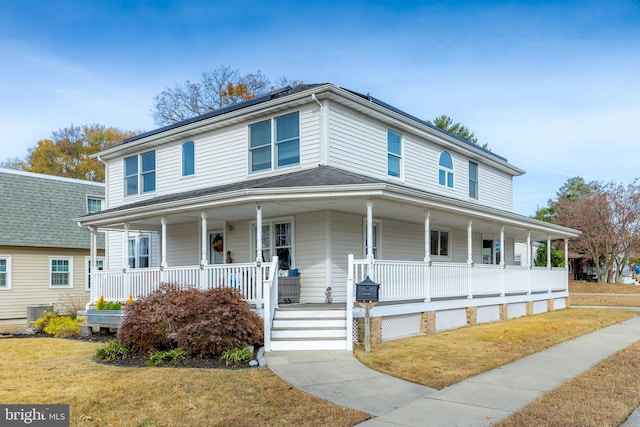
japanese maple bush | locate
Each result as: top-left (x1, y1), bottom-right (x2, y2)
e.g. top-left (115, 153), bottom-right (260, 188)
top-left (118, 284), bottom-right (263, 358)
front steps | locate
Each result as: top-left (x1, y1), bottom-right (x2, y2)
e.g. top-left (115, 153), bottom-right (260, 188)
top-left (270, 305), bottom-right (349, 351)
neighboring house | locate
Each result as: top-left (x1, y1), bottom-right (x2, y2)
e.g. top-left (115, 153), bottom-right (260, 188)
top-left (0, 169), bottom-right (105, 324)
top-left (78, 83), bottom-right (579, 350)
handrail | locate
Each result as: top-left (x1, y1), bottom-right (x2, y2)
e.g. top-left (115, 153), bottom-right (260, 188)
top-left (262, 256), bottom-right (279, 352)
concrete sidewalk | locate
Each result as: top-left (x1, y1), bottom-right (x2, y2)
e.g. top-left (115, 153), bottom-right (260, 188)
top-left (265, 316), bottom-right (640, 427)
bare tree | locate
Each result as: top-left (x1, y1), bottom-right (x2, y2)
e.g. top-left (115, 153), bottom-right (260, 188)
top-left (152, 66), bottom-right (273, 126)
top-left (556, 181), bottom-right (640, 283)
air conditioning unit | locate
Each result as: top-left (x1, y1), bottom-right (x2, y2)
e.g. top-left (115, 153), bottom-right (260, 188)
top-left (27, 304), bottom-right (54, 322)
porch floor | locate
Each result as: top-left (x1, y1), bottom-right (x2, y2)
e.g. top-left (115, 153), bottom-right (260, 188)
top-left (277, 303), bottom-right (347, 310)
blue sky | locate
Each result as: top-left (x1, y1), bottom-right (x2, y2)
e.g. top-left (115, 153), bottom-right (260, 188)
top-left (1, 0), bottom-right (638, 216)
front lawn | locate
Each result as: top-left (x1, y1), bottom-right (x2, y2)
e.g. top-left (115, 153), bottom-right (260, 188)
top-left (0, 338), bottom-right (370, 427)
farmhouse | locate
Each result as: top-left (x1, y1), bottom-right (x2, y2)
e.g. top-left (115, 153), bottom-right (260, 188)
top-left (0, 169), bottom-right (105, 324)
top-left (78, 84), bottom-right (579, 350)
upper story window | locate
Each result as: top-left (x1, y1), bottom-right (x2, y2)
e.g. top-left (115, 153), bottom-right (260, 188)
top-left (438, 151), bottom-right (454, 188)
top-left (182, 141), bottom-right (195, 176)
top-left (87, 197), bottom-right (103, 213)
top-left (124, 151), bottom-right (156, 196)
top-left (0, 256), bottom-right (11, 290)
top-left (387, 130), bottom-right (402, 178)
top-left (249, 112), bottom-right (300, 173)
top-left (469, 161), bottom-right (478, 199)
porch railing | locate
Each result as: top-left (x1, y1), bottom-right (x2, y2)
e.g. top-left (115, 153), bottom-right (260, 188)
top-left (351, 258), bottom-right (568, 302)
top-left (90, 261), bottom-right (274, 307)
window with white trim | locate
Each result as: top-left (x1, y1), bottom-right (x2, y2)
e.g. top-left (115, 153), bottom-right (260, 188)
top-left (363, 221), bottom-right (381, 259)
top-left (124, 150), bottom-right (156, 196)
top-left (50, 257), bottom-right (73, 288)
top-left (128, 235), bottom-right (150, 268)
top-left (387, 130), bottom-right (402, 178)
top-left (249, 112), bottom-right (300, 173)
top-left (438, 151), bottom-right (454, 188)
top-left (87, 197), bottom-right (103, 214)
top-left (0, 256), bottom-right (11, 290)
top-left (469, 161), bottom-right (478, 199)
top-left (430, 230), bottom-right (449, 257)
top-left (85, 256), bottom-right (105, 290)
top-left (182, 140), bottom-right (195, 176)
top-left (252, 220), bottom-right (293, 270)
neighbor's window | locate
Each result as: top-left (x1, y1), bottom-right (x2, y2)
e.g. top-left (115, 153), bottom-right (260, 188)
top-left (249, 112), bottom-right (300, 172)
top-left (0, 256), bottom-right (11, 289)
top-left (128, 235), bottom-right (150, 268)
top-left (87, 197), bottom-right (103, 213)
top-left (430, 230), bottom-right (449, 257)
top-left (50, 257), bottom-right (73, 288)
top-left (387, 130), bottom-right (402, 178)
top-left (182, 140), bottom-right (195, 176)
top-left (438, 151), bottom-right (454, 188)
top-left (124, 151), bottom-right (156, 196)
top-left (469, 161), bottom-right (478, 199)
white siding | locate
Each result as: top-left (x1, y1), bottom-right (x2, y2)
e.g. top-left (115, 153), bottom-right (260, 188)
top-left (166, 222), bottom-right (199, 266)
top-left (327, 104), bottom-right (387, 178)
top-left (330, 211), bottom-right (363, 303)
top-left (106, 105), bottom-right (321, 210)
top-left (380, 220), bottom-right (423, 261)
top-left (478, 166), bottom-right (513, 211)
top-left (295, 211), bottom-right (327, 303)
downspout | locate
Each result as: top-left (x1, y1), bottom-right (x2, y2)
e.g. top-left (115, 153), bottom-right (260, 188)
top-left (311, 93), bottom-right (327, 166)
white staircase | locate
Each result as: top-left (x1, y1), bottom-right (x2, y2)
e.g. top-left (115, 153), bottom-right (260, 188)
top-left (270, 305), bottom-right (348, 351)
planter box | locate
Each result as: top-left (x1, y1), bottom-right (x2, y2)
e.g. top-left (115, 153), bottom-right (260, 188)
top-left (86, 309), bottom-right (125, 326)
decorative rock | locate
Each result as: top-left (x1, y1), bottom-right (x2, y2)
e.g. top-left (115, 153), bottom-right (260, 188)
top-left (249, 360), bottom-right (258, 367)
top-left (257, 346), bottom-right (266, 367)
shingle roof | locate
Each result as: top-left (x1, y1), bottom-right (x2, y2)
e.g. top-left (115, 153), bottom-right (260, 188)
top-left (0, 169), bottom-right (105, 249)
top-left (91, 166), bottom-right (379, 216)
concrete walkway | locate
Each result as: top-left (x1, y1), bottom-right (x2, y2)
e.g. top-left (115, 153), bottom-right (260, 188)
top-left (265, 316), bottom-right (640, 427)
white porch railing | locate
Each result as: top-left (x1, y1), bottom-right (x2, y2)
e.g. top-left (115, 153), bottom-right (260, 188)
top-left (262, 256), bottom-right (279, 352)
top-left (90, 261), bottom-right (274, 307)
top-left (352, 258), bottom-right (568, 301)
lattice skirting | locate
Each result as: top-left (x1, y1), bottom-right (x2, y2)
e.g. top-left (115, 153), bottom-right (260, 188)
top-left (381, 313), bottom-right (421, 341)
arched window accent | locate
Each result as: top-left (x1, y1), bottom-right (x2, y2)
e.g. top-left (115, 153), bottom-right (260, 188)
top-left (438, 151), bottom-right (454, 188)
top-left (182, 141), bottom-right (195, 176)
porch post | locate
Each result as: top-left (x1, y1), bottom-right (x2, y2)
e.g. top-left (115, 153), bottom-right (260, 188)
top-left (123, 222), bottom-right (130, 299)
top-left (256, 205), bottom-right (263, 264)
top-left (200, 212), bottom-right (208, 267)
top-left (90, 226), bottom-right (97, 301)
top-left (424, 210), bottom-right (431, 264)
top-left (526, 231), bottom-right (532, 269)
top-left (346, 254), bottom-right (354, 351)
top-left (123, 222), bottom-right (130, 271)
top-left (160, 217), bottom-right (168, 269)
top-left (466, 219), bottom-right (473, 265)
top-left (564, 238), bottom-right (569, 271)
top-left (547, 235), bottom-right (552, 269)
top-left (499, 226), bottom-right (505, 267)
top-left (366, 201), bottom-right (374, 276)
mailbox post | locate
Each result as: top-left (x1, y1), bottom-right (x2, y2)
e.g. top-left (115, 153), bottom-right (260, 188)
top-left (355, 276), bottom-right (379, 353)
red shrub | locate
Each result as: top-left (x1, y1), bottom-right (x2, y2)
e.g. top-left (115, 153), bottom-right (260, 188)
top-left (118, 284), bottom-right (263, 357)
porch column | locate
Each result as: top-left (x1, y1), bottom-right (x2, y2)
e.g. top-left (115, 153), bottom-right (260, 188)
top-left (466, 219), bottom-right (473, 265)
top-left (499, 226), bottom-right (505, 267)
top-left (160, 216), bottom-right (168, 270)
top-left (564, 238), bottom-right (569, 270)
top-left (123, 222), bottom-right (130, 272)
top-left (200, 212), bottom-right (208, 267)
top-left (256, 205), bottom-right (263, 264)
top-left (90, 226), bottom-right (97, 300)
top-left (547, 235), bottom-right (552, 269)
top-left (424, 210), bottom-right (431, 264)
top-left (366, 200), bottom-right (374, 277)
top-left (526, 231), bottom-right (532, 269)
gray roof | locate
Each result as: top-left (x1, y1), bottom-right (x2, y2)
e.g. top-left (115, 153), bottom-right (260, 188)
top-left (91, 165), bottom-right (378, 215)
top-left (0, 169), bottom-right (105, 249)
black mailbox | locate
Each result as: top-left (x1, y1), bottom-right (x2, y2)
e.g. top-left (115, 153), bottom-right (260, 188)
top-left (356, 276), bottom-right (380, 302)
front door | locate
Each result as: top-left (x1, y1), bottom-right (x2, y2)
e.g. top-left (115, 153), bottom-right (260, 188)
top-left (209, 230), bottom-right (225, 264)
